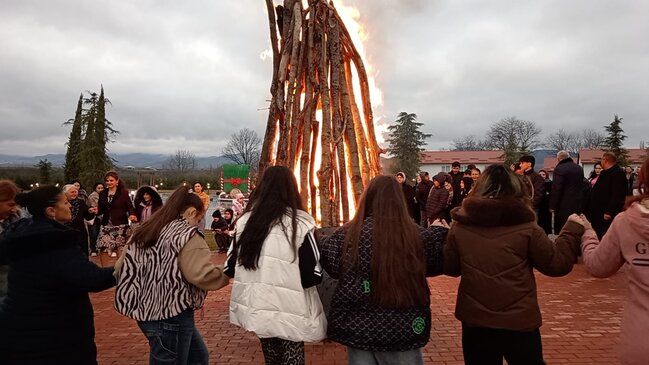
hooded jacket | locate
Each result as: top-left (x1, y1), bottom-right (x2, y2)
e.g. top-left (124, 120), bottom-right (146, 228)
top-left (444, 197), bottom-right (583, 331)
top-left (425, 173), bottom-right (450, 221)
top-left (581, 200), bottom-right (649, 365)
top-left (0, 218), bottom-right (116, 364)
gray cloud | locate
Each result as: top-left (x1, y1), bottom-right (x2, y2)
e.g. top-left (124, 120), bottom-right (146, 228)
top-left (0, 0), bottom-right (647, 157)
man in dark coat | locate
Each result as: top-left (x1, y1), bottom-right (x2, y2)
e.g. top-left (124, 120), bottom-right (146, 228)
top-left (395, 172), bottom-right (416, 221)
top-left (519, 155), bottom-right (545, 213)
top-left (550, 150), bottom-right (585, 233)
top-left (415, 172), bottom-right (434, 226)
top-left (586, 152), bottom-right (628, 239)
top-left (448, 162), bottom-right (464, 210)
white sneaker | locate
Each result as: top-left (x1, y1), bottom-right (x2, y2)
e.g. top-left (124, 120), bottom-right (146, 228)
top-left (90, 252), bottom-right (98, 257)
top-left (109, 251), bottom-right (117, 257)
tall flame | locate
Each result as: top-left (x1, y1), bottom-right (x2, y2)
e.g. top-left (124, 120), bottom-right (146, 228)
top-left (263, 0), bottom-right (384, 225)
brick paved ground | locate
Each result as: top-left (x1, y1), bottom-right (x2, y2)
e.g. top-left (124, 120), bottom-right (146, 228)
top-left (91, 253), bottom-right (625, 365)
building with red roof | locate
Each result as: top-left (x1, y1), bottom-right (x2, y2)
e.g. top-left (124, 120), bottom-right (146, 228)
top-left (418, 150), bottom-right (505, 177)
top-left (578, 149), bottom-right (647, 177)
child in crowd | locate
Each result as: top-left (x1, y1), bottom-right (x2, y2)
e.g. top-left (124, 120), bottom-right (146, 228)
top-left (211, 209), bottom-right (230, 253)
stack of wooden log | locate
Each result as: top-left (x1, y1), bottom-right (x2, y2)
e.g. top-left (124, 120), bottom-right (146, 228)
top-left (259, 0), bottom-right (382, 227)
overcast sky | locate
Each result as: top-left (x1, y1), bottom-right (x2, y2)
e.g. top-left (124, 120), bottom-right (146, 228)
top-left (1, 0), bottom-right (647, 157)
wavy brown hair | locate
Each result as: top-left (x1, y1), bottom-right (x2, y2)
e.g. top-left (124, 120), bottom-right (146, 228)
top-left (343, 175), bottom-right (428, 308)
top-left (625, 157), bottom-right (648, 209)
top-left (130, 185), bottom-right (203, 249)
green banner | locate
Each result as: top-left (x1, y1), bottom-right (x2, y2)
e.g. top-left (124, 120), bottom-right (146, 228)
top-left (222, 164), bottom-right (249, 193)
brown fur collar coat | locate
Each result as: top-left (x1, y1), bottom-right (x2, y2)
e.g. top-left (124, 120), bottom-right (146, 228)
top-left (451, 197), bottom-right (535, 227)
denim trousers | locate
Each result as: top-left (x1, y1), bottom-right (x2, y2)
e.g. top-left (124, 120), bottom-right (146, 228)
top-left (137, 309), bottom-right (209, 365)
top-left (347, 347), bottom-right (424, 365)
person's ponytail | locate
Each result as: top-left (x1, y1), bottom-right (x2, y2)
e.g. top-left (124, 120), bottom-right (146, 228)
top-left (16, 186), bottom-right (61, 218)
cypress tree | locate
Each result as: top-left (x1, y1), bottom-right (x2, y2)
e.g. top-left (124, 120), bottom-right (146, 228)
top-left (603, 114), bottom-right (629, 166)
top-left (63, 94), bottom-right (84, 182)
top-left (79, 86), bottom-right (117, 188)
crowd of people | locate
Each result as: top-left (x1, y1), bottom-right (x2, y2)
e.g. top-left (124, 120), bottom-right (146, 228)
top-left (0, 153), bottom-right (646, 365)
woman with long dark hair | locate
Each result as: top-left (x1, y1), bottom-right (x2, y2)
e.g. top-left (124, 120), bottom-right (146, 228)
top-left (225, 166), bottom-right (326, 365)
top-left (133, 185), bottom-right (163, 224)
top-left (0, 185), bottom-right (115, 364)
top-left (114, 185), bottom-right (230, 364)
top-left (320, 175), bottom-right (447, 364)
top-left (96, 171), bottom-right (136, 257)
top-left (578, 158), bottom-right (649, 364)
top-left (444, 164), bottom-right (587, 364)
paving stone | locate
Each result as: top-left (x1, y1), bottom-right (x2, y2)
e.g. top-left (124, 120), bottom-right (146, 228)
top-left (91, 254), bottom-right (625, 364)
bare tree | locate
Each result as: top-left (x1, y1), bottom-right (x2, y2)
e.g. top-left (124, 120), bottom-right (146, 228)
top-left (578, 128), bottom-right (606, 150)
top-left (546, 129), bottom-right (579, 153)
top-left (222, 128), bottom-right (262, 169)
top-left (484, 116), bottom-right (542, 164)
top-left (452, 135), bottom-right (486, 151)
top-left (165, 149), bottom-right (196, 172)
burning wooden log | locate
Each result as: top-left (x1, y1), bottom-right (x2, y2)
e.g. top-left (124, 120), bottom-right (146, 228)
top-left (259, 0), bottom-right (382, 227)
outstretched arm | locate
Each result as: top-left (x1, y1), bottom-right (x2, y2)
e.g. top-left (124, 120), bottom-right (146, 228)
top-left (581, 218), bottom-right (624, 278)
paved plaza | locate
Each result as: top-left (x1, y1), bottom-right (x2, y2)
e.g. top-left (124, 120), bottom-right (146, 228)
top-left (91, 253), bottom-right (625, 365)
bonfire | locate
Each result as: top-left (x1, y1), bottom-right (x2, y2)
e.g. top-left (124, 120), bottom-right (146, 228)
top-left (259, 0), bottom-right (383, 227)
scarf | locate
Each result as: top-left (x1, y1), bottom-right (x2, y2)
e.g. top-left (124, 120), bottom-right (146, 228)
top-left (69, 199), bottom-right (81, 222)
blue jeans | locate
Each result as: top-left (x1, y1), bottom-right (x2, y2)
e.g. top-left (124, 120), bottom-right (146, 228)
top-left (347, 347), bottom-right (424, 365)
top-left (137, 309), bottom-right (208, 365)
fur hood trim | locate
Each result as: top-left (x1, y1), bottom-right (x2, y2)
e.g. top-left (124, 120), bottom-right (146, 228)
top-left (451, 197), bottom-right (536, 227)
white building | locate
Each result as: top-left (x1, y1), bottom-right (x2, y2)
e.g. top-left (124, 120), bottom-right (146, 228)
top-left (419, 150), bottom-right (505, 177)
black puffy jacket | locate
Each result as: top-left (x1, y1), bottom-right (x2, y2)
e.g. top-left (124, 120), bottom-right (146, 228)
top-left (320, 218), bottom-right (447, 352)
top-left (0, 218), bottom-right (115, 365)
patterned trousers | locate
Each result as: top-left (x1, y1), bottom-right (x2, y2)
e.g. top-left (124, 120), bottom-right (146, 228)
top-left (259, 337), bottom-right (304, 365)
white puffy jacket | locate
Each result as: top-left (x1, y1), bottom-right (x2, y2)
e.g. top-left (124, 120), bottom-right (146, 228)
top-left (229, 210), bottom-right (327, 342)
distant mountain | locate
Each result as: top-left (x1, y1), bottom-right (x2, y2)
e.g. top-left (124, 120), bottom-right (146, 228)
top-left (0, 153), bottom-right (231, 169)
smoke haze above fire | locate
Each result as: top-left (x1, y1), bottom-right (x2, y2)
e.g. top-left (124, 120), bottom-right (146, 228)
top-left (0, 0), bottom-right (647, 156)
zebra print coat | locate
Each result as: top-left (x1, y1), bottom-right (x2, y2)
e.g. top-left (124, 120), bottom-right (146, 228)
top-left (114, 219), bottom-right (207, 321)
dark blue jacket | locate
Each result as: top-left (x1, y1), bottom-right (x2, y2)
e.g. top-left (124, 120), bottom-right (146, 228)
top-left (0, 218), bottom-right (115, 365)
top-left (550, 157), bottom-right (585, 218)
